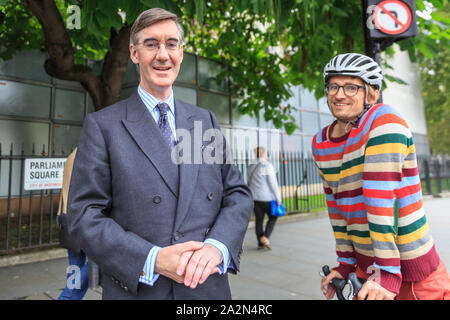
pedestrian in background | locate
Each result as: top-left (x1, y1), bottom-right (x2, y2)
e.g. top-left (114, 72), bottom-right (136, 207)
top-left (56, 148), bottom-right (89, 300)
top-left (247, 147), bottom-right (282, 250)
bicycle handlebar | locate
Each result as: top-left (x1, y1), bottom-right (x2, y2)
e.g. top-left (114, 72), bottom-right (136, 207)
top-left (321, 265), bottom-right (363, 300)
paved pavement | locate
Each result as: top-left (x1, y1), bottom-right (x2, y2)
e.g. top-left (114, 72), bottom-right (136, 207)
top-left (0, 196), bottom-right (449, 300)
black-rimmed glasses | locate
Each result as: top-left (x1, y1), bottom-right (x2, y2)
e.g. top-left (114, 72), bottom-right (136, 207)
top-left (325, 83), bottom-right (366, 97)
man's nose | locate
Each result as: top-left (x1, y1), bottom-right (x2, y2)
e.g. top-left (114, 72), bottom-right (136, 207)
top-left (155, 44), bottom-right (170, 60)
top-left (335, 86), bottom-right (346, 99)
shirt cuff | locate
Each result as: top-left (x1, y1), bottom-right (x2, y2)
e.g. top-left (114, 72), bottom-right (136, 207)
top-left (204, 238), bottom-right (230, 275)
top-left (139, 246), bottom-right (161, 286)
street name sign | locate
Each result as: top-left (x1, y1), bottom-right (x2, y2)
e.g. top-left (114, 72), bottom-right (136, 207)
top-left (24, 158), bottom-right (67, 190)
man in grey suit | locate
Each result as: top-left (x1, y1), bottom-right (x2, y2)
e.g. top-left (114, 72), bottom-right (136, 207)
top-left (67, 8), bottom-right (253, 300)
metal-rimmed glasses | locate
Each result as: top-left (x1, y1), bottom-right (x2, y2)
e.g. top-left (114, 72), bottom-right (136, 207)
top-left (325, 83), bottom-right (366, 97)
top-left (136, 39), bottom-right (181, 52)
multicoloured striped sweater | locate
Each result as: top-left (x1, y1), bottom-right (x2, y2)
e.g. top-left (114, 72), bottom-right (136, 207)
top-left (312, 104), bottom-right (440, 294)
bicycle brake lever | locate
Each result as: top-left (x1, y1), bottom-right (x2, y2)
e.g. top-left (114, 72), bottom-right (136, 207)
top-left (346, 272), bottom-right (363, 300)
top-left (321, 265), bottom-right (347, 300)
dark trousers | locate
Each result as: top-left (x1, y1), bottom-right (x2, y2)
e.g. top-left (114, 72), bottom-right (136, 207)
top-left (254, 201), bottom-right (278, 245)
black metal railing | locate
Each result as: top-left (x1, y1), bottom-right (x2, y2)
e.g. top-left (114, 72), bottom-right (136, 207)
top-left (418, 155), bottom-right (450, 196)
top-left (0, 144), bottom-right (71, 254)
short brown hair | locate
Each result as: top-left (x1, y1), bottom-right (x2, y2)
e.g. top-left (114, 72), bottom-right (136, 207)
top-left (254, 146), bottom-right (266, 158)
top-left (130, 8), bottom-right (184, 45)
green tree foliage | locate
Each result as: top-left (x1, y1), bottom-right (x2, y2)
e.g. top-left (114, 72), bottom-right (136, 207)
top-left (0, 0), bottom-right (448, 134)
top-left (415, 1), bottom-right (450, 154)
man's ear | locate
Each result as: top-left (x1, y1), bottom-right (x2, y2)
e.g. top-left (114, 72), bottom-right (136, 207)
top-left (129, 43), bottom-right (139, 64)
top-left (368, 89), bottom-right (380, 105)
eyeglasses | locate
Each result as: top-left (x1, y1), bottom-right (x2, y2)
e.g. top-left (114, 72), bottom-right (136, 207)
top-left (325, 83), bottom-right (366, 97)
top-left (136, 39), bottom-right (181, 52)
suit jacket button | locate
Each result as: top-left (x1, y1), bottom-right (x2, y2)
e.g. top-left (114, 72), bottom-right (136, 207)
top-left (173, 232), bottom-right (182, 241)
top-left (153, 195), bottom-right (161, 204)
top-left (207, 192), bottom-right (213, 201)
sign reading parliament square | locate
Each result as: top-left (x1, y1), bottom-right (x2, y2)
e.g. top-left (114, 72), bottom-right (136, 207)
top-left (24, 158), bottom-right (67, 190)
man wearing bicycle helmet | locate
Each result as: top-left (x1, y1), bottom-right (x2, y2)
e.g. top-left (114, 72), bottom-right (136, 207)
top-left (313, 53), bottom-right (450, 300)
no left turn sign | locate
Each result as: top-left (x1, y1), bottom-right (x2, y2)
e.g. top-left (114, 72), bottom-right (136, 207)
top-left (373, 0), bottom-right (412, 35)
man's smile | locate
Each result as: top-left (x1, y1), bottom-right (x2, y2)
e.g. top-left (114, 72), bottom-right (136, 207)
top-left (153, 65), bottom-right (172, 71)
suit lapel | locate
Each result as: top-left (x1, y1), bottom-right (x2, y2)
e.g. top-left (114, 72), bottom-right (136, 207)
top-left (174, 98), bottom-right (200, 231)
top-left (121, 93), bottom-right (179, 197)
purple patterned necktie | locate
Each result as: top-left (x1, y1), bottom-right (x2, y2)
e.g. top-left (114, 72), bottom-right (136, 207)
top-left (156, 102), bottom-right (175, 149)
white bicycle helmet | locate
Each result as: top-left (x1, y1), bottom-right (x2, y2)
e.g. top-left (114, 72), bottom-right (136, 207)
top-left (323, 53), bottom-right (383, 89)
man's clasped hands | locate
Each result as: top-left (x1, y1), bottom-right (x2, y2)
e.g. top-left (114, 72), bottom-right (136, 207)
top-left (154, 241), bottom-right (223, 289)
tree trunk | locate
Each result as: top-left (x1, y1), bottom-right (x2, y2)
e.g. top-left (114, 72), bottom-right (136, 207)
top-left (21, 0), bottom-right (130, 111)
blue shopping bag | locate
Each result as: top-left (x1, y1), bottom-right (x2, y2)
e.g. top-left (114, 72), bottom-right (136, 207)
top-left (270, 201), bottom-right (285, 217)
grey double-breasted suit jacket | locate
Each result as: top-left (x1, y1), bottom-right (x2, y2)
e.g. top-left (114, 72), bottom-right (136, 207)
top-left (67, 92), bottom-right (253, 299)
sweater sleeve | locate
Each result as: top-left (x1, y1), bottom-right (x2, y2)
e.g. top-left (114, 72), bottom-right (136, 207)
top-left (362, 110), bottom-right (411, 294)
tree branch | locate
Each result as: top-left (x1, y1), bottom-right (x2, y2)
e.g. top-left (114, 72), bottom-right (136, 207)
top-left (21, 0), bottom-right (73, 71)
top-left (101, 25), bottom-right (131, 107)
top-left (21, 0), bottom-right (116, 110)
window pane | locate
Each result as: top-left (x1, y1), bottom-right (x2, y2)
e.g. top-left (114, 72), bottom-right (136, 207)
top-left (258, 130), bottom-right (281, 155)
top-left (0, 120), bottom-right (49, 155)
top-left (300, 86), bottom-right (319, 110)
top-left (54, 78), bottom-right (83, 89)
top-left (53, 124), bottom-right (82, 154)
top-left (302, 134), bottom-right (314, 156)
top-left (198, 57), bottom-right (226, 91)
top-left (320, 113), bottom-right (335, 128)
top-left (318, 96), bottom-right (330, 113)
top-left (282, 85), bottom-right (300, 108)
top-left (232, 98), bottom-right (257, 127)
top-left (0, 80), bottom-right (50, 118)
top-left (282, 133), bottom-right (302, 152)
top-left (178, 52), bottom-right (196, 85)
top-left (173, 86), bottom-right (196, 106)
top-left (222, 127), bottom-right (232, 147)
top-left (230, 128), bottom-right (258, 154)
top-left (0, 159), bottom-right (22, 197)
top-left (0, 50), bottom-right (51, 83)
top-left (300, 110), bottom-right (320, 135)
top-left (54, 89), bottom-right (85, 121)
top-left (198, 90), bottom-right (230, 124)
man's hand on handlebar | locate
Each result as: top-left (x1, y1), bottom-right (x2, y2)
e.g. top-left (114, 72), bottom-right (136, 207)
top-left (357, 279), bottom-right (396, 300)
top-left (320, 269), bottom-right (344, 300)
